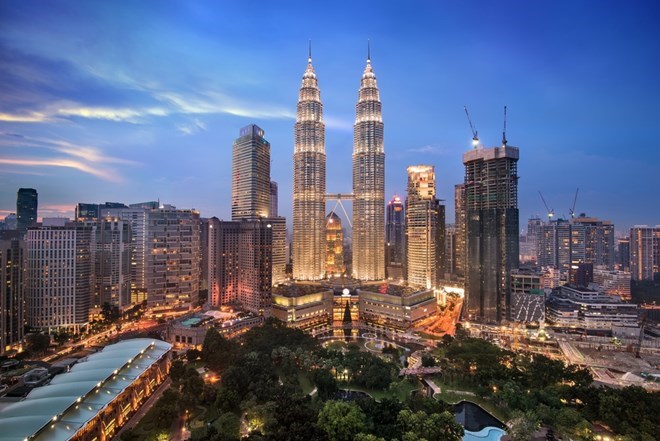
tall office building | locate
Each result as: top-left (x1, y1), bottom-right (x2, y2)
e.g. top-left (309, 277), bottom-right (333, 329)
top-left (75, 203), bottom-right (99, 221)
top-left (326, 212), bottom-right (344, 276)
top-left (0, 231), bottom-right (25, 354)
top-left (538, 219), bottom-right (586, 271)
top-left (386, 195), bottom-right (405, 279)
top-left (200, 218), bottom-right (210, 291)
top-left (654, 226), bottom-right (660, 276)
top-left (463, 144), bottom-right (519, 323)
top-left (17, 188), bottom-right (38, 235)
top-left (630, 226), bottom-right (654, 281)
top-left (270, 181), bottom-right (278, 217)
top-left (525, 216), bottom-right (543, 264)
top-left (352, 48), bottom-right (385, 281)
top-left (26, 223), bottom-right (93, 333)
top-left (91, 219), bottom-right (131, 308)
top-left (573, 215), bottom-right (615, 269)
top-left (232, 125), bottom-right (271, 220)
top-left (405, 166), bottom-right (444, 289)
top-left (207, 217), bottom-right (273, 314)
top-left (454, 184), bottom-right (466, 277)
top-left (269, 217), bottom-right (287, 285)
top-left (1, 213), bottom-right (17, 231)
top-left (445, 224), bottom-right (457, 276)
top-left (293, 48), bottom-right (326, 280)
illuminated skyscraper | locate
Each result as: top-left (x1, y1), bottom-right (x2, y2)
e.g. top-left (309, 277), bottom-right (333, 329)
top-left (463, 144), bottom-right (519, 323)
top-left (630, 226), bottom-right (654, 281)
top-left (326, 212), bottom-right (344, 276)
top-left (232, 124), bottom-right (271, 220)
top-left (405, 166), bottom-right (444, 289)
top-left (270, 181), bottom-right (278, 217)
top-left (352, 45), bottom-right (385, 281)
top-left (293, 46), bottom-right (326, 280)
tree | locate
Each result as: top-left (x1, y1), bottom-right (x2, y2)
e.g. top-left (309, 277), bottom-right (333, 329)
top-left (313, 368), bottom-right (339, 400)
top-left (25, 332), bottom-right (50, 355)
top-left (101, 302), bottom-right (120, 324)
top-left (397, 409), bottom-right (462, 441)
top-left (317, 401), bottom-right (367, 441)
top-left (354, 435), bottom-right (386, 441)
top-left (508, 410), bottom-right (541, 441)
top-left (213, 412), bottom-right (240, 441)
top-left (186, 348), bottom-right (202, 361)
top-left (421, 355), bottom-right (436, 367)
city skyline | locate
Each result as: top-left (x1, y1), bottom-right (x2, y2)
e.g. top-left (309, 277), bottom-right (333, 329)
top-left (2, 1), bottom-right (660, 232)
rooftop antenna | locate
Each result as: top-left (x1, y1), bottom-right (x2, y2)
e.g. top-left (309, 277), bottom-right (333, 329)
top-left (502, 105), bottom-right (508, 147)
top-left (308, 39), bottom-right (312, 63)
top-left (464, 106), bottom-right (479, 148)
top-left (367, 39), bottom-right (371, 62)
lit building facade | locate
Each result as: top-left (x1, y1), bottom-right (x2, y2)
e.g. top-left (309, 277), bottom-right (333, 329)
top-left (91, 219), bottom-right (132, 308)
top-left (231, 124), bottom-right (271, 220)
top-left (593, 267), bottom-right (631, 300)
top-left (617, 237), bottom-right (630, 271)
top-left (573, 215), bottom-right (615, 269)
top-left (386, 195), bottom-right (405, 280)
top-left (630, 225), bottom-right (654, 281)
top-left (463, 145), bottom-right (520, 323)
top-left (405, 165), bottom-right (444, 289)
top-left (17, 188), bottom-right (38, 235)
top-left (207, 217), bottom-right (274, 314)
top-left (0, 231), bottom-right (25, 354)
top-left (538, 219), bottom-right (585, 271)
top-left (510, 269), bottom-right (544, 323)
top-left (293, 50), bottom-right (326, 280)
top-left (272, 284), bottom-right (333, 334)
top-left (326, 212), bottom-right (345, 276)
top-left (352, 51), bottom-right (385, 281)
top-left (270, 181), bottom-right (278, 217)
top-left (26, 223), bottom-right (93, 333)
top-left (454, 184), bottom-right (466, 277)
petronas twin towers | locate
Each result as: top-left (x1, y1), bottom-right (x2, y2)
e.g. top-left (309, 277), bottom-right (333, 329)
top-left (293, 45), bottom-right (385, 281)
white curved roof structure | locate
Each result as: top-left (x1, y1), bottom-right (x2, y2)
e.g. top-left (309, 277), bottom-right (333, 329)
top-left (0, 338), bottom-right (171, 441)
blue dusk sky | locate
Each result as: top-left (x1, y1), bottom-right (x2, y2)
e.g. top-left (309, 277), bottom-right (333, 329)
top-left (1, 0), bottom-right (659, 233)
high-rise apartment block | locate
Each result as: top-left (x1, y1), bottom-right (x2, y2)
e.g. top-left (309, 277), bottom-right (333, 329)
top-left (405, 165), bottom-right (444, 289)
top-left (630, 226), bottom-right (654, 281)
top-left (326, 212), bottom-right (344, 276)
top-left (445, 224), bottom-right (456, 277)
top-left (91, 219), bottom-right (131, 308)
top-left (0, 231), bottom-right (25, 354)
top-left (232, 125), bottom-right (271, 220)
top-left (538, 219), bottom-right (585, 271)
top-left (293, 51), bottom-right (326, 280)
top-left (207, 217), bottom-right (273, 314)
top-left (463, 145), bottom-right (519, 323)
top-left (17, 188), bottom-right (38, 235)
top-left (573, 215), bottom-right (615, 269)
top-left (26, 223), bottom-right (93, 333)
top-left (386, 195), bottom-right (405, 280)
top-left (352, 51), bottom-right (385, 281)
top-left (617, 237), bottom-right (630, 271)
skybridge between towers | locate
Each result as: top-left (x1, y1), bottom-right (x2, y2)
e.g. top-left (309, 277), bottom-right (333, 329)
top-left (326, 193), bottom-right (353, 228)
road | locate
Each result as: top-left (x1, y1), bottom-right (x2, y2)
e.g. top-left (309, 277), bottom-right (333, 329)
top-left (112, 378), bottom-right (171, 440)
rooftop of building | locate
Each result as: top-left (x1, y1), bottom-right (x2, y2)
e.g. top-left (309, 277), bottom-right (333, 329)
top-left (273, 283), bottom-right (331, 297)
top-left (358, 283), bottom-right (424, 297)
top-left (0, 338), bottom-right (171, 441)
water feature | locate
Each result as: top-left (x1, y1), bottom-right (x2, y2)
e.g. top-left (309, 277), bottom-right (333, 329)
top-left (453, 401), bottom-right (506, 441)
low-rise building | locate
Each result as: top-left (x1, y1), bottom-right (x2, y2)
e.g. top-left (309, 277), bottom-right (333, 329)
top-left (271, 284), bottom-right (333, 334)
top-left (358, 284), bottom-right (437, 333)
top-left (510, 270), bottom-right (544, 323)
top-left (0, 338), bottom-right (171, 441)
top-left (592, 267), bottom-right (631, 300)
top-left (546, 285), bottom-right (638, 334)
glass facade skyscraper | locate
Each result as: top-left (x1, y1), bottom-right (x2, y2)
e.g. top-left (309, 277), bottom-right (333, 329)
top-left (17, 188), bottom-right (38, 235)
top-left (232, 125), bottom-right (271, 220)
top-left (463, 145), bottom-right (519, 323)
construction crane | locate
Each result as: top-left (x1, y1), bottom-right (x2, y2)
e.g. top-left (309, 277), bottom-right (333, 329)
top-left (569, 188), bottom-right (580, 221)
top-left (538, 191), bottom-right (555, 220)
top-left (502, 105), bottom-right (508, 147)
top-left (464, 106), bottom-right (479, 148)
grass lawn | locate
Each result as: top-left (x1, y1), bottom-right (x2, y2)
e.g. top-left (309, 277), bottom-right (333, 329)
top-left (298, 372), bottom-right (315, 395)
top-left (344, 378), bottom-right (422, 402)
top-left (431, 377), bottom-right (510, 422)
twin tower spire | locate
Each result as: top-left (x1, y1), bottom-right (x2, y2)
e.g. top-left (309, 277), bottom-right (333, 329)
top-left (293, 42), bottom-right (385, 281)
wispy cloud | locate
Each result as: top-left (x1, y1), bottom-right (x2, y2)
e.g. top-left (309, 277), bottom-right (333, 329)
top-left (405, 144), bottom-right (448, 155)
top-left (0, 132), bottom-right (138, 182)
top-left (177, 118), bottom-right (206, 136)
top-left (324, 115), bottom-right (353, 131)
